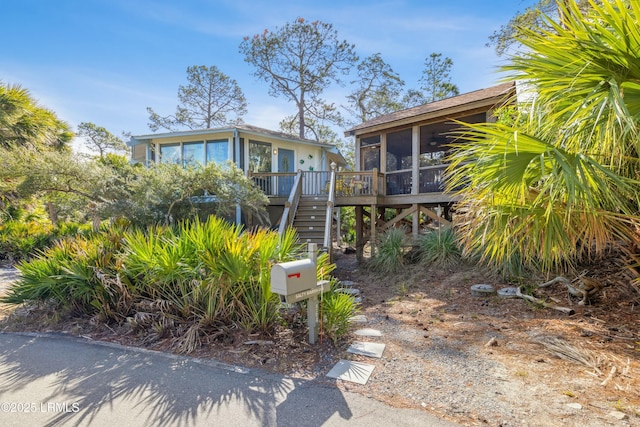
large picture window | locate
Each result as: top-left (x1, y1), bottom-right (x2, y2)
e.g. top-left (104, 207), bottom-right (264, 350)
top-left (183, 141), bottom-right (205, 167)
top-left (159, 144), bottom-right (181, 164)
top-left (206, 139), bottom-right (229, 164)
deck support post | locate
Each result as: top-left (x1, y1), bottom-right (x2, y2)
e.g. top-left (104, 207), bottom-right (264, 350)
top-left (355, 206), bottom-right (364, 262)
top-left (412, 204), bottom-right (420, 239)
top-left (370, 204), bottom-right (377, 258)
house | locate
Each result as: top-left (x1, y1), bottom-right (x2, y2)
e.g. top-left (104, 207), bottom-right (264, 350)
top-left (340, 81), bottom-right (516, 259)
top-left (129, 83), bottom-right (515, 259)
top-left (251, 82), bottom-right (516, 259)
top-left (128, 124), bottom-right (346, 226)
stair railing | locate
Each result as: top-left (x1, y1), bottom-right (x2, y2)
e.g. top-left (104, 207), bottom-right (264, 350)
top-left (323, 162), bottom-right (337, 250)
top-left (278, 170), bottom-right (303, 236)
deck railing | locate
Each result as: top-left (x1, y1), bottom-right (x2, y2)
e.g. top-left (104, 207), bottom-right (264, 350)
top-left (250, 172), bottom-right (296, 197)
top-left (324, 167), bottom-right (336, 249)
top-left (301, 171), bottom-right (331, 195)
top-left (251, 169), bottom-right (384, 198)
top-left (278, 170), bottom-right (303, 236)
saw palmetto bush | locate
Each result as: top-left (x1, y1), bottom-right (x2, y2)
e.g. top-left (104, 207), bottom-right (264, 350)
top-left (448, 0), bottom-right (640, 274)
top-left (3, 226), bottom-right (131, 320)
top-left (369, 226), bottom-right (410, 274)
top-left (417, 227), bottom-right (461, 268)
top-left (122, 218), bottom-right (304, 338)
top-left (0, 219), bottom-right (93, 262)
top-left (4, 215), bottom-right (348, 353)
top-left (321, 286), bottom-right (358, 345)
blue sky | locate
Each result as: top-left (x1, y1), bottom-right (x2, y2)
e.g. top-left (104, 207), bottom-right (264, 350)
top-left (2, 0), bottom-right (533, 148)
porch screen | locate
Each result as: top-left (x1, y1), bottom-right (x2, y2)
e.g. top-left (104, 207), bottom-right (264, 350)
top-left (386, 128), bottom-right (412, 172)
top-left (360, 135), bottom-right (380, 171)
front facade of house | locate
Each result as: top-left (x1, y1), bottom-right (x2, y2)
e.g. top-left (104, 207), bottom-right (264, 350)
top-left (128, 124), bottom-right (345, 225)
top-left (127, 84), bottom-right (516, 257)
top-left (129, 123), bottom-right (344, 175)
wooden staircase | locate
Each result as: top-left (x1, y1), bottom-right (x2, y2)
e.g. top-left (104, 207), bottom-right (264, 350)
top-left (292, 195), bottom-right (328, 245)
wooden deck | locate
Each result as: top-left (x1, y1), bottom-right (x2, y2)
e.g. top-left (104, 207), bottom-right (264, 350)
top-left (251, 167), bottom-right (457, 208)
top-left (251, 168), bottom-right (456, 261)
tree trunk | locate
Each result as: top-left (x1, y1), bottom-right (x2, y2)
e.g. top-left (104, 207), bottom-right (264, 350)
top-left (47, 201), bottom-right (58, 225)
top-left (299, 91), bottom-right (305, 139)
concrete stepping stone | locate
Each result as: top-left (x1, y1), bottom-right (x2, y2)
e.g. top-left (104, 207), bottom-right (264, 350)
top-left (326, 360), bottom-right (375, 385)
top-left (349, 315), bottom-right (368, 323)
top-left (347, 341), bottom-right (386, 358)
top-left (340, 280), bottom-right (356, 288)
top-left (354, 328), bottom-right (382, 337)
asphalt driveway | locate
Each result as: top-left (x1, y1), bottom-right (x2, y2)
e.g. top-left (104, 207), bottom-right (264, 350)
top-left (0, 332), bottom-right (460, 426)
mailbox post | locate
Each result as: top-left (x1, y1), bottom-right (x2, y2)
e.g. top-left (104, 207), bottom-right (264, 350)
top-left (270, 243), bottom-right (327, 344)
top-left (307, 244), bottom-right (320, 345)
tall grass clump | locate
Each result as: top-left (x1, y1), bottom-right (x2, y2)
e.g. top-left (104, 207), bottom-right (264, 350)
top-left (321, 275), bottom-right (359, 345)
top-left (369, 227), bottom-right (409, 274)
top-left (417, 227), bottom-right (461, 268)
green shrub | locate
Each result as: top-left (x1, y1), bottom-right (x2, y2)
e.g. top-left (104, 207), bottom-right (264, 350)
top-left (369, 227), bottom-right (409, 273)
top-left (322, 281), bottom-right (359, 344)
top-left (3, 216), bottom-right (351, 354)
top-left (121, 218), bottom-right (306, 351)
top-left (339, 207), bottom-right (356, 244)
top-left (3, 227), bottom-right (131, 320)
top-left (0, 219), bottom-right (92, 263)
top-left (417, 227), bottom-right (461, 268)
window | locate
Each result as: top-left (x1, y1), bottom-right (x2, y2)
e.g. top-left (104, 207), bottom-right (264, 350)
top-left (249, 140), bottom-right (272, 172)
top-left (131, 144), bottom-right (146, 164)
top-left (206, 139), bottom-right (229, 164)
top-left (159, 144), bottom-right (181, 164)
top-left (235, 138), bottom-right (245, 169)
top-left (183, 141), bottom-right (205, 167)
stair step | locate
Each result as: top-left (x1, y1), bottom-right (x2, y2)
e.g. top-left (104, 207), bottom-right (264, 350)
top-left (296, 232), bottom-right (325, 239)
top-left (299, 237), bottom-right (325, 244)
top-left (294, 223), bottom-right (325, 229)
top-left (295, 214), bottom-right (325, 220)
top-left (290, 195), bottom-right (330, 245)
top-left (296, 207), bottom-right (326, 213)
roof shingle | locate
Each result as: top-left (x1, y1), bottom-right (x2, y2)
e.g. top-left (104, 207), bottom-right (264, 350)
top-left (346, 82), bottom-right (516, 135)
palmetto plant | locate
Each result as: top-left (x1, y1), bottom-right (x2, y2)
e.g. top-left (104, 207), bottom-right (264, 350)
top-left (3, 229), bottom-right (131, 319)
top-left (448, 0), bottom-right (640, 273)
top-left (369, 226), bottom-right (409, 274)
top-left (417, 227), bottom-right (461, 268)
top-left (4, 215), bottom-right (341, 353)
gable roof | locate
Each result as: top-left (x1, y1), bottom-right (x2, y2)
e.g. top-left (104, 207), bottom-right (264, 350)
top-left (345, 82), bottom-right (516, 136)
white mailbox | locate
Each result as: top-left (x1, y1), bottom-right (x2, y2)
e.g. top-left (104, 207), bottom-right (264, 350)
top-left (271, 259), bottom-right (316, 298)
